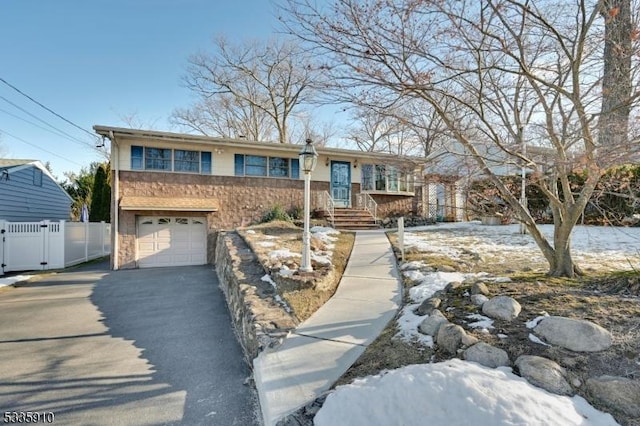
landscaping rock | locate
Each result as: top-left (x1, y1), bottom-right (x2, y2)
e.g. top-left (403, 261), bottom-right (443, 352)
top-left (470, 294), bottom-right (489, 307)
top-left (482, 296), bottom-right (521, 321)
top-left (586, 375), bottom-right (640, 418)
top-left (416, 297), bottom-right (442, 316)
top-left (533, 316), bottom-right (613, 352)
top-left (418, 310), bottom-right (448, 337)
top-left (463, 342), bottom-right (510, 368)
top-left (445, 281), bottom-right (462, 292)
top-left (471, 282), bottom-right (489, 296)
top-left (437, 323), bottom-right (470, 354)
top-left (515, 355), bottom-right (573, 396)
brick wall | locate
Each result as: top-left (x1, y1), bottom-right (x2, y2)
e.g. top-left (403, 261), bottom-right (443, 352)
top-left (115, 171), bottom-right (330, 268)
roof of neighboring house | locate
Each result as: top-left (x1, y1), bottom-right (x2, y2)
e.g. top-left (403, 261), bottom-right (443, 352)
top-left (93, 125), bottom-right (428, 166)
top-left (0, 159), bottom-right (38, 169)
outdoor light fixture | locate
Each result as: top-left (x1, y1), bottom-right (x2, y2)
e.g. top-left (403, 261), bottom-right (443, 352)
top-left (299, 138), bottom-right (318, 272)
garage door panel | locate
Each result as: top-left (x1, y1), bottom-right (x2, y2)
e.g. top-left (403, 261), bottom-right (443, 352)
top-left (137, 216), bottom-right (207, 268)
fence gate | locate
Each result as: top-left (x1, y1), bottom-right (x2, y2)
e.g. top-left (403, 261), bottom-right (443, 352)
top-left (0, 220), bottom-right (64, 275)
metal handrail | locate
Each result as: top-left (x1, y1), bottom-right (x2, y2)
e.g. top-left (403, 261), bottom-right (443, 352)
top-left (315, 191), bottom-right (335, 227)
top-left (356, 193), bottom-right (378, 222)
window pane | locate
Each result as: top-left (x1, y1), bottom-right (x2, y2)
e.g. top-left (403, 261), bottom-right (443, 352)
top-left (145, 148), bottom-right (172, 170)
top-left (291, 158), bottom-right (300, 179)
top-left (388, 166), bottom-right (398, 191)
top-left (234, 154), bottom-right (245, 176)
top-left (399, 171), bottom-right (408, 192)
top-left (269, 157), bottom-right (289, 177)
top-left (174, 150), bottom-right (200, 173)
top-left (375, 165), bottom-right (386, 191)
top-left (245, 155), bottom-right (267, 176)
top-left (201, 152), bottom-right (212, 174)
top-left (361, 164), bottom-right (374, 191)
top-left (131, 146), bottom-right (143, 170)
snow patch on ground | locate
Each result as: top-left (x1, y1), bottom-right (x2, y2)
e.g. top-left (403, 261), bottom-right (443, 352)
top-left (268, 249), bottom-right (301, 259)
top-left (315, 359), bottom-right (619, 426)
top-left (529, 333), bottom-right (551, 346)
top-left (395, 304), bottom-right (434, 348)
top-left (466, 314), bottom-right (494, 330)
top-left (407, 271), bottom-right (470, 303)
top-left (526, 314), bottom-right (549, 329)
top-left (0, 275), bottom-right (32, 289)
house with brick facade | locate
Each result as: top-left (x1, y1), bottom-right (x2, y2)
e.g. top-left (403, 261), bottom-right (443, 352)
top-left (94, 126), bottom-right (438, 270)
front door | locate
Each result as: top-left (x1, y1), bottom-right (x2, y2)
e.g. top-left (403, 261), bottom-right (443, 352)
top-left (331, 161), bottom-right (351, 207)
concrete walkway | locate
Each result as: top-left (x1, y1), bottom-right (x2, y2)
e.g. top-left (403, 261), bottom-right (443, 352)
top-left (253, 230), bottom-right (402, 425)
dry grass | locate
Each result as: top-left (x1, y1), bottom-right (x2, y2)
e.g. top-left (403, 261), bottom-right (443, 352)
top-left (283, 231), bottom-right (355, 321)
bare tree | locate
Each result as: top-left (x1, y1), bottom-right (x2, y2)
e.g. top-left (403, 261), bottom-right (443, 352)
top-left (172, 37), bottom-right (324, 144)
top-left (282, 0), bottom-right (640, 277)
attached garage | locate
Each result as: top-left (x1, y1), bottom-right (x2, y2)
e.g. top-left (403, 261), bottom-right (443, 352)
top-left (118, 196), bottom-right (219, 269)
top-left (137, 216), bottom-right (207, 268)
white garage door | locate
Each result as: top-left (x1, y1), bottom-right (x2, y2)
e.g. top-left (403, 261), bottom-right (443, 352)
top-left (137, 216), bottom-right (207, 268)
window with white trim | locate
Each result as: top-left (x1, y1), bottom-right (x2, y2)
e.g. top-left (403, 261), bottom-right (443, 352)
top-left (361, 164), bottom-right (415, 194)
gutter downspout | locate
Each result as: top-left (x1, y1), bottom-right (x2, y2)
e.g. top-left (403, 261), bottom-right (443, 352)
top-left (109, 130), bottom-right (120, 270)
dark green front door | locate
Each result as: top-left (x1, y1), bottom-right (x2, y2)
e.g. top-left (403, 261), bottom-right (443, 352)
top-left (331, 161), bottom-right (351, 207)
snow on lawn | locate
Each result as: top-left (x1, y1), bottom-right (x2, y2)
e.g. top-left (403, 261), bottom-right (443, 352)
top-left (257, 226), bottom-right (340, 276)
top-left (315, 359), bottom-right (619, 426)
top-left (403, 222), bottom-right (640, 272)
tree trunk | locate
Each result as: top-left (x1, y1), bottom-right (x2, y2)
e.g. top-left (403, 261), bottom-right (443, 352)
top-left (599, 0), bottom-right (632, 150)
top-left (549, 231), bottom-right (581, 278)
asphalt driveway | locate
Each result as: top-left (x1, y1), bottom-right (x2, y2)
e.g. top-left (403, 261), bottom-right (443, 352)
top-left (0, 262), bottom-right (259, 425)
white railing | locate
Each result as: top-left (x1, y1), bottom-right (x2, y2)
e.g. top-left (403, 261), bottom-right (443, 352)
top-left (315, 191), bottom-right (335, 227)
top-left (356, 193), bottom-right (378, 222)
top-left (0, 220), bottom-right (111, 275)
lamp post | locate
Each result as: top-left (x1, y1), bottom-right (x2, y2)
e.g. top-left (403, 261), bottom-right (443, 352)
top-left (299, 138), bottom-right (318, 273)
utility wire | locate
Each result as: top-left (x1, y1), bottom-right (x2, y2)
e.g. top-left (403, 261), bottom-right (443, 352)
top-left (0, 128), bottom-right (84, 167)
top-left (0, 98), bottom-right (97, 149)
top-left (0, 76), bottom-right (98, 140)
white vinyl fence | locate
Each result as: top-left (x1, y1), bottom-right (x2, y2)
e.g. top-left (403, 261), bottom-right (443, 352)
top-left (0, 220), bottom-right (110, 276)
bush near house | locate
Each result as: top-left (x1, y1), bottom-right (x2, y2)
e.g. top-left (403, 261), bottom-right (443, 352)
top-left (260, 204), bottom-right (292, 223)
top-left (467, 164), bottom-right (640, 226)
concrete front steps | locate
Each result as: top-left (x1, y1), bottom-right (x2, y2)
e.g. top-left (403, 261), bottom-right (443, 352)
top-left (325, 207), bottom-right (380, 230)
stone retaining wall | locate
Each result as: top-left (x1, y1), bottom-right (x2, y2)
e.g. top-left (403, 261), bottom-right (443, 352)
top-left (214, 231), bottom-right (297, 364)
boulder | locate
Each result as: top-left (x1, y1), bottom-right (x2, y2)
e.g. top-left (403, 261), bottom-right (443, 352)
top-left (515, 355), bottom-right (573, 396)
top-left (586, 375), bottom-right (640, 417)
top-left (437, 323), bottom-right (469, 354)
top-left (470, 294), bottom-right (489, 307)
top-left (482, 296), bottom-right (521, 321)
top-left (416, 297), bottom-right (442, 316)
top-left (471, 282), bottom-right (489, 296)
top-left (418, 310), bottom-right (448, 337)
top-left (445, 281), bottom-right (462, 292)
top-left (463, 342), bottom-right (510, 368)
top-left (533, 316), bottom-right (612, 352)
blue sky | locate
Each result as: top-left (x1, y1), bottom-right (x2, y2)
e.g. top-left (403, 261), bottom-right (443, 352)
top-left (0, 0), bottom-right (285, 179)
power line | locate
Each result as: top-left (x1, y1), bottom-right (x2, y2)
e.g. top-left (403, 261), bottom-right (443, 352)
top-left (0, 128), bottom-right (84, 167)
top-left (0, 97), bottom-right (97, 149)
top-left (0, 76), bottom-right (98, 140)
